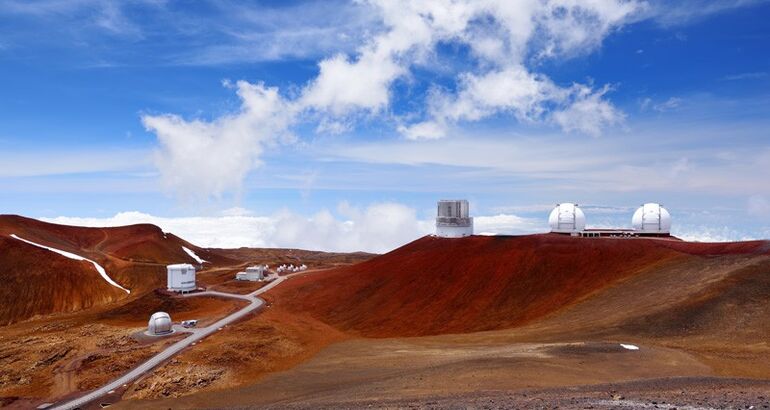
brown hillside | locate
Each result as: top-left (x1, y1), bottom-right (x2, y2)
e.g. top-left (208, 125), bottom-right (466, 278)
top-left (0, 236), bottom-right (126, 325)
top-left (0, 215), bottom-right (218, 266)
top-left (0, 215), bottom-right (224, 324)
top-left (272, 234), bottom-right (770, 338)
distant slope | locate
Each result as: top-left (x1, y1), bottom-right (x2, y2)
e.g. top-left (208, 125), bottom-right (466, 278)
top-left (0, 215), bottom-right (373, 325)
top-left (0, 235), bottom-right (126, 325)
top-left (0, 215), bottom-right (234, 324)
top-left (272, 234), bottom-right (770, 338)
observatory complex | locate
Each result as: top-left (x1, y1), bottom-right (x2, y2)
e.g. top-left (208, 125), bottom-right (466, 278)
top-left (435, 200), bottom-right (474, 238)
top-left (549, 202), bottom-right (672, 237)
top-left (167, 263), bottom-right (197, 293)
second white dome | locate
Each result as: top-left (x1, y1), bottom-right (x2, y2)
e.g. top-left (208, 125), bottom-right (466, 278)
top-left (632, 203), bottom-right (671, 233)
top-left (549, 203), bottom-right (586, 233)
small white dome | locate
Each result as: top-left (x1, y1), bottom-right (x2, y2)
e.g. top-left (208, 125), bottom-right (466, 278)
top-left (632, 203), bottom-right (671, 233)
top-left (549, 203), bottom-right (586, 233)
top-left (148, 312), bottom-right (172, 335)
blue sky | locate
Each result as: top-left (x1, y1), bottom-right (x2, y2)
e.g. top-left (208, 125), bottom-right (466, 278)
top-left (1, 0), bottom-right (769, 252)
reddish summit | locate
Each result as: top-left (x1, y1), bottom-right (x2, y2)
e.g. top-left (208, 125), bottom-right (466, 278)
top-left (273, 234), bottom-right (770, 338)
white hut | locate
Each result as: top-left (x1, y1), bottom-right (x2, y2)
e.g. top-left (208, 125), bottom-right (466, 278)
top-left (167, 263), bottom-right (196, 293)
top-left (236, 265), bottom-right (266, 281)
top-left (148, 312), bottom-right (173, 335)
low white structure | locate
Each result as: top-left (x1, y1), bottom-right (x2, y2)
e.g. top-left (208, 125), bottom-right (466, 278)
top-left (435, 199), bottom-right (474, 238)
top-left (276, 264), bottom-right (307, 273)
top-left (148, 312), bottom-right (172, 335)
top-left (167, 263), bottom-right (196, 293)
top-left (549, 203), bottom-right (586, 234)
top-left (236, 265), bottom-right (267, 281)
top-left (632, 203), bottom-right (672, 234)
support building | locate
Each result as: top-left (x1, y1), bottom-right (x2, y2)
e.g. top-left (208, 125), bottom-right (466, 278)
top-left (167, 263), bottom-right (197, 293)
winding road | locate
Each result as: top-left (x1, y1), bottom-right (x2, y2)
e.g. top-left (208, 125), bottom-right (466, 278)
top-left (50, 274), bottom-right (292, 410)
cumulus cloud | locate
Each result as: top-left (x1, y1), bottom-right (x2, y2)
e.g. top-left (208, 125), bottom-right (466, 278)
top-left (142, 81), bottom-right (295, 199)
top-left (306, 0), bottom-right (639, 139)
top-left (143, 0), bottom-right (644, 198)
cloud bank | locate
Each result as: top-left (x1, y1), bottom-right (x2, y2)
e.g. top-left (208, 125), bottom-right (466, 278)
top-left (40, 204), bottom-right (545, 253)
top-left (41, 204), bottom-right (438, 253)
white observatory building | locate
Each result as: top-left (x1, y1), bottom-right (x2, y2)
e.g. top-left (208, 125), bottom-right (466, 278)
top-left (167, 263), bottom-right (196, 293)
top-left (148, 312), bottom-right (173, 335)
top-left (435, 200), bottom-right (474, 238)
top-left (548, 203), bottom-right (586, 234)
top-left (632, 203), bottom-right (672, 235)
top-left (236, 265), bottom-right (267, 282)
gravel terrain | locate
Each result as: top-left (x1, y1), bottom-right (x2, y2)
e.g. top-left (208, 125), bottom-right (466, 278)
top-left (266, 378), bottom-right (770, 410)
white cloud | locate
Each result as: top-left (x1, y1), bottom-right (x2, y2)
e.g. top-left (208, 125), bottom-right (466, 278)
top-left (647, 0), bottom-right (769, 27)
top-left (142, 81), bottom-right (296, 199)
top-left (302, 0), bottom-right (639, 138)
top-left (38, 204), bottom-right (547, 253)
top-left (552, 85), bottom-right (625, 137)
top-left (0, 0), bottom-right (157, 38)
top-left (723, 72), bottom-right (769, 81)
top-left (475, 213), bottom-right (545, 235)
top-left (143, 0), bottom-right (770, 199)
top-left (301, 52), bottom-right (404, 115)
top-left (325, 133), bottom-right (770, 196)
top-left (640, 96), bottom-right (683, 112)
top-left (177, 1), bottom-right (377, 64)
top-left (653, 97), bottom-right (682, 112)
top-left (39, 203), bottom-right (432, 254)
top-left (672, 225), bottom-right (755, 243)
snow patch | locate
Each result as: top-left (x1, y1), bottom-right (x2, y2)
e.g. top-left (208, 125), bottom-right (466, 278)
top-left (182, 246), bottom-right (208, 264)
top-left (620, 343), bottom-right (639, 350)
top-left (10, 234), bottom-right (130, 294)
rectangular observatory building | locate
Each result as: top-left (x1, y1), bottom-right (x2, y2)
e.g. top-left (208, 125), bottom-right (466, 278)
top-left (435, 199), bottom-right (474, 238)
top-left (167, 263), bottom-right (197, 293)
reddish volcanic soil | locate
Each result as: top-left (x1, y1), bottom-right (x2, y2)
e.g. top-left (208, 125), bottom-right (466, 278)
top-left (0, 235), bottom-right (125, 325)
top-left (118, 233), bottom-right (770, 409)
top-left (271, 234), bottom-right (716, 337)
top-left (3, 215), bottom-right (769, 409)
top-left (0, 214), bottom-right (374, 407)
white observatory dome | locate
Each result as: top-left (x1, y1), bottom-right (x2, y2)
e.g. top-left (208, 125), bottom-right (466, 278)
top-left (148, 312), bottom-right (173, 335)
top-left (632, 203), bottom-right (671, 233)
top-left (549, 203), bottom-right (586, 233)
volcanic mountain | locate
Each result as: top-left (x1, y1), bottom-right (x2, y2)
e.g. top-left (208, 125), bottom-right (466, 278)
top-left (0, 214), bottom-right (228, 325)
top-left (271, 234), bottom-right (770, 338)
top-left (119, 233), bottom-right (770, 408)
